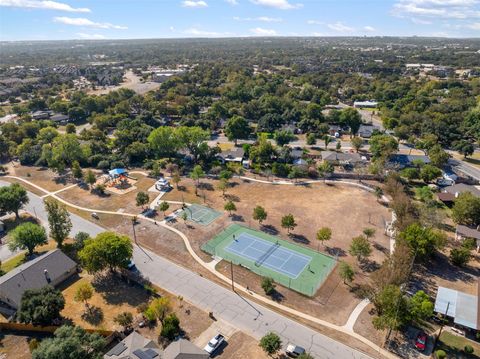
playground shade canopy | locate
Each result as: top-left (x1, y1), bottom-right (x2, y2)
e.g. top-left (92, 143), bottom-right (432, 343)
top-left (109, 168), bottom-right (128, 177)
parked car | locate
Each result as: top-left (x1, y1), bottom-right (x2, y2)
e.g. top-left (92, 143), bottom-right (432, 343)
top-left (141, 208), bottom-right (156, 217)
top-left (286, 344), bottom-right (306, 357)
top-left (415, 332), bottom-right (427, 351)
top-left (127, 260), bottom-right (136, 270)
top-left (203, 334), bottom-right (225, 356)
top-left (91, 212), bottom-right (99, 220)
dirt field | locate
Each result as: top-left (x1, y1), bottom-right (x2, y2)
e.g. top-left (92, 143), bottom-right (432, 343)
top-left (0, 332), bottom-right (38, 359)
top-left (353, 303), bottom-right (386, 347)
top-left (217, 332), bottom-right (270, 359)
top-left (162, 177), bottom-right (390, 325)
top-left (9, 165), bottom-right (73, 193)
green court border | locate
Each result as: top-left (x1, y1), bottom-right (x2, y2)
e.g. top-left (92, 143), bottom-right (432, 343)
top-left (202, 224), bottom-right (337, 296)
top-left (181, 204), bottom-right (221, 226)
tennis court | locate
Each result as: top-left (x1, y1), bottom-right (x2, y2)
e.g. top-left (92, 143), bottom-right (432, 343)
top-left (182, 204), bottom-right (221, 226)
top-left (225, 233), bottom-right (311, 279)
top-left (202, 224), bottom-right (337, 296)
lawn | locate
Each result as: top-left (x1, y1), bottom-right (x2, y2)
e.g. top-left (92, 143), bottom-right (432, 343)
top-left (437, 331), bottom-right (480, 358)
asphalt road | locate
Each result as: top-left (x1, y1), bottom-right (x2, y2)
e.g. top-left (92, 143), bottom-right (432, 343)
top-left (448, 157), bottom-right (480, 181)
top-left (0, 181), bottom-right (375, 358)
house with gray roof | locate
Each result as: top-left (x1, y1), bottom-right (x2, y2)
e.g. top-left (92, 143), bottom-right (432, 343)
top-left (321, 151), bottom-right (365, 166)
top-left (104, 332), bottom-right (208, 359)
top-left (0, 249), bottom-right (77, 309)
top-left (442, 183), bottom-right (480, 198)
top-left (217, 147), bottom-right (245, 164)
top-left (434, 285), bottom-right (479, 330)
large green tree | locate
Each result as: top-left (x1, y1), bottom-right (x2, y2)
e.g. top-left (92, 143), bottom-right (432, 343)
top-left (0, 183), bottom-right (29, 219)
top-left (17, 286), bottom-right (65, 325)
top-left (225, 115), bottom-right (250, 145)
top-left (32, 325), bottom-right (106, 359)
top-left (398, 223), bottom-right (446, 259)
top-left (78, 232), bottom-right (133, 273)
top-left (451, 192), bottom-right (480, 226)
top-left (44, 199), bottom-right (72, 248)
top-left (8, 222), bottom-right (47, 256)
top-left (259, 332), bottom-right (282, 356)
top-left (147, 126), bottom-right (178, 158)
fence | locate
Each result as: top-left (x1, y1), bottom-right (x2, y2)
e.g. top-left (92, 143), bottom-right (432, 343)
top-left (0, 322), bottom-right (114, 337)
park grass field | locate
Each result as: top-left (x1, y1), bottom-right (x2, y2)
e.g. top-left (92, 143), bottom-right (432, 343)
top-left (203, 224), bottom-right (336, 296)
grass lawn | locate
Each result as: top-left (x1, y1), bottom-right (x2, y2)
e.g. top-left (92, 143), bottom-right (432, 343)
top-left (437, 331), bottom-right (480, 358)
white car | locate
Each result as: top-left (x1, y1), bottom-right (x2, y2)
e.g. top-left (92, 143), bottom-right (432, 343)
top-left (203, 334), bottom-right (225, 356)
top-left (286, 344), bottom-right (306, 357)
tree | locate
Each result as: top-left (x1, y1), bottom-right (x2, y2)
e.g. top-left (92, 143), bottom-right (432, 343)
top-left (351, 137), bottom-right (364, 153)
top-left (428, 145), bottom-right (450, 168)
top-left (409, 290), bottom-right (434, 323)
top-left (190, 165), bottom-right (205, 196)
top-left (71, 160), bottom-right (83, 181)
top-left (261, 277), bottom-right (276, 296)
top-left (217, 178), bottom-right (229, 197)
top-left (32, 325), bottom-right (105, 359)
top-left (224, 200), bottom-right (236, 216)
top-left (175, 126), bottom-right (210, 163)
top-left (451, 192), bottom-right (480, 226)
top-left (181, 211), bottom-right (188, 223)
top-left (44, 199), bottom-right (72, 248)
top-left (172, 171), bottom-right (181, 189)
top-left (281, 214), bottom-right (297, 234)
top-left (274, 130), bottom-right (295, 147)
top-left (419, 164), bottom-right (442, 183)
top-left (78, 232), bottom-right (133, 273)
top-left (148, 297), bottom-right (172, 324)
top-left (369, 134), bottom-right (398, 162)
top-left (399, 223), bottom-right (446, 259)
top-left (74, 232), bottom-right (90, 251)
top-left (336, 141), bottom-right (342, 151)
top-left (114, 312), bottom-right (133, 332)
top-left (349, 235), bottom-right (372, 262)
top-left (74, 282), bottom-right (93, 312)
top-left (306, 133), bottom-right (316, 145)
top-left (17, 286), bottom-right (65, 325)
top-left (372, 285), bottom-right (409, 331)
top-left (454, 140), bottom-right (475, 158)
top-left (8, 222), bottom-right (47, 256)
top-left (259, 332), bottom-right (282, 356)
top-left (160, 313), bottom-right (181, 340)
top-left (147, 126), bottom-right (178, 158)
top-left (450, 247), bottom-right (472, 267)
top-left (339, 262), bottom-right (355, 285)
top-left (415, 186), bottom-right (434, 203)
top-left (323, 134), bottom-right (332, 149)
top-left (362, 228), bottom-right (376, 240)
top-left (340, 108), bottom-right (362, 136)
top-left (225, 115), bottom-right (250, 145)
top-left (159, 201), bottom-right (169, 217)
top-left (253, 205), bottom-right (267, 225)
top-left (316, 227), bottom-right (332, 250)
top-left (317, 161), bottom-right (333, 182)
top-left (136, 191), bottom-right (149, 208)
top-left (84, 170), bottom-right (96, 189)
top-left (0, 183), bottom-right (29, 219)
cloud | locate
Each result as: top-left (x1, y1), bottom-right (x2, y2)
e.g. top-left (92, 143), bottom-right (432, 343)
top-left (249, 27), bottom-right (278, 35)
top-left (466, 21), bottom-right (480, 28)
top-left (0, 0), bottom-right (90, 12)
top-left (411, 17), bottom-right (433, 24)
top-left (363, 25), bottom-right (375, 31)
top-left (53, 17), bottom-right (128, 29)
top-left (327, 22), bottom-right (355, 32)
top-left (225, 0), bottom-right (238, 4)
top-left (233, 16), bottom-right (282, 22)
top-left (183, 28), bottom-right (231, 36)
top-left (250, 0), bottom-right (302, 10)
top-left (181, 0), bottom-right (208, 7)
top-left (307, 19), bottom-right (323, 25)
top-left (76, 33), bottom-right (106, 39)
top-left (392, 0), bottom-right (480, 19)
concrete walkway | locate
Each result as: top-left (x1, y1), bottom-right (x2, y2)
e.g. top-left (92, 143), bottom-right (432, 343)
top-left (2, 175), bottom-right (395, 358)
top-left (343, 299), bottom-right (371, 332)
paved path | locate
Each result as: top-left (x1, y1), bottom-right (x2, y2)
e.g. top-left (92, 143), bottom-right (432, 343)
top-left (343, 299), bottom-right (371, 332)
top-left (133, 245), bottom-right (376, 359)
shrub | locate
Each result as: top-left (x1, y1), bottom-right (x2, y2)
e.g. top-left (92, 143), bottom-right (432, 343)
top-left (160, 313), bottom-right (181, 340)
top-left (261, 277), bottom-right (276, 296)
top-left (450, 247), bottom-right (472, 267)
top-left (435, 350), bottom-right (446, 359)
top-left (97, 160), bottom-right (110, 170)
top-left (465, 345), bottom-right (474, 354)
top-left (110, 161), bottom-right (125, 169)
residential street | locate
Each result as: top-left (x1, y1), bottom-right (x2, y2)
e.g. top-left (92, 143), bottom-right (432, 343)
top-left (0, 180), bottom-right (103, 261)
top-left (0, 181), bottom-right (375, 359)
top-left (448, 157), bottom-right (480, 181)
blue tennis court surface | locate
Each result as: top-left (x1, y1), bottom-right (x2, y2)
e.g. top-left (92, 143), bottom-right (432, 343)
top-left (225, 233), bottom-right (312, 279)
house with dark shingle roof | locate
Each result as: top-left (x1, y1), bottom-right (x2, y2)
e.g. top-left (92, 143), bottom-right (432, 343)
top-left (388, 154), bottom-right (431, 169)
top-left (104, 332), bottom-right (208, 359)
top-left (0, 249), bottom-right (77, 309)
top-left (321, 151), bottom-right (365, 166)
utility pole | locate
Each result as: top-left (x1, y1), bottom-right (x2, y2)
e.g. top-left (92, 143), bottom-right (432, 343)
top-left (434, 301), bottom-right (450, 351)
top-left (230, 261), bottom-right (234, 291)
top-left (132, 218), bottom-right (137, 244)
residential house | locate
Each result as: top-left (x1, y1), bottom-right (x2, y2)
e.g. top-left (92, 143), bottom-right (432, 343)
top-left (0, 249), bottom-right (77, 310)
top-left (328, 125), bottom-right (342, 138)
top-left (31, 110), bottom-right (52, 120)
top-left (357, 124), bottom-right (379, 138)
top-left (440, 183), bottom-right (480, 201)
top-left (455, 225), bottom-right (480, 252)
top-left (50, 113), bottom-right (70, 124)
top-left (104, 332), bottom-right (208, 359)
top-left (388, 154), bottom-right (431, 169)
top-left (322, 151), bottom-right (365, 166)
top-left (217, 147), bottom-right (245, 164)
top-left (353, 100), bottom-right (378, 108)
top-left (434, 285), bottom-right (479, 331)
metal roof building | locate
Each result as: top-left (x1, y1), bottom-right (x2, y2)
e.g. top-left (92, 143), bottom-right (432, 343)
top-left (434, 286), bottom-right (479, 330)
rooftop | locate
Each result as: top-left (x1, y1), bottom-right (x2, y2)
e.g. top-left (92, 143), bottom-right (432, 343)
top-left (434, 286), bottom-right (479, 330)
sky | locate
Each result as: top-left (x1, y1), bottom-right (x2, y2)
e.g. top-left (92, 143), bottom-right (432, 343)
top-left (0, 0), bottom-right (479, 41)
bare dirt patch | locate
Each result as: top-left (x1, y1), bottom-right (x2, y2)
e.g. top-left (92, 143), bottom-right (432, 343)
top-left (0, 331), bottom-right (41, 359)
top-left (216, 331), bottom-right (269, 359)
top-left (353, 303), bottom-right (386, 347)
top-left (10, 165), bottom-right (73, 192)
